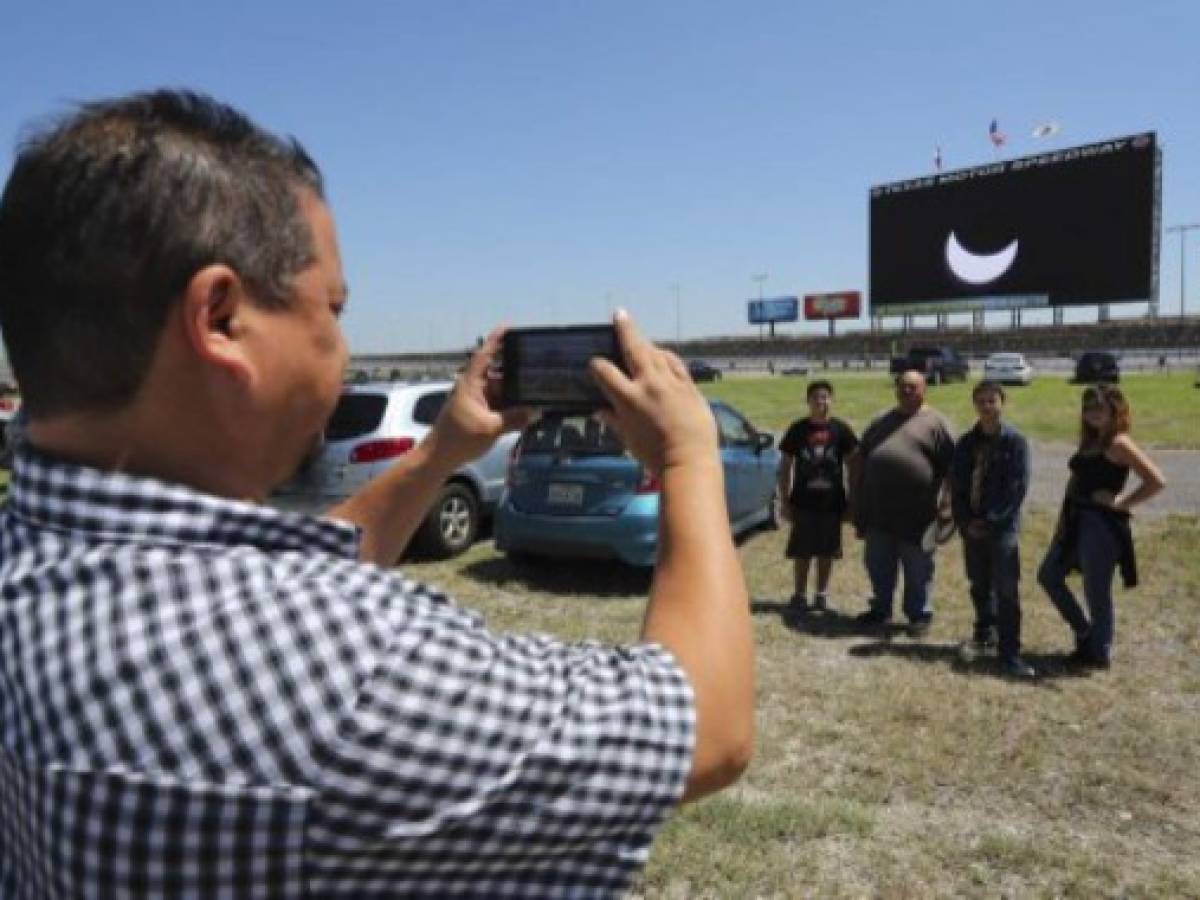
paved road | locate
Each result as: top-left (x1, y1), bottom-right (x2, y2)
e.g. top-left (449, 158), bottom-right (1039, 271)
top-left (1026, 441), bottom-right (1196, 517)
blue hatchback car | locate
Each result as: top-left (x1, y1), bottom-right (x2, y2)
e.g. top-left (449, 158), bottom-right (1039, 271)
top-left (494, 401), bottom-right (780, 567)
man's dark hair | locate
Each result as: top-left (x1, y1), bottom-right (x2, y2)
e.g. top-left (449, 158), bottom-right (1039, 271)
top-left (0, 89), bottom-right (324, 417)
top-left (806, 379), bottom-right (834, 399)
top-left (972, 380), bottom-right (1007, 402)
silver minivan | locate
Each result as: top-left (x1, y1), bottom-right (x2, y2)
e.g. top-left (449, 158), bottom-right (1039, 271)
top-left (272, 381), bottom-right (517, 559)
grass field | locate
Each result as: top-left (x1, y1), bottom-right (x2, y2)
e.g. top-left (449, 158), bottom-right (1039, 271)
top-left (700, 371), bottom-right (1200, 449)
top-left (409, 510), bottom-right (1200, 898)
top-left (0, 374), bottom-right (1196, 896)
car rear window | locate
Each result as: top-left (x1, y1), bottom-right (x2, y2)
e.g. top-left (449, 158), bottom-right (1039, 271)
top-left (412, 391), bottom-right (448, 425)
top-left (325, 393), bottom-right (388, 441)
top-left (520, 415), bottom-right (625, 456)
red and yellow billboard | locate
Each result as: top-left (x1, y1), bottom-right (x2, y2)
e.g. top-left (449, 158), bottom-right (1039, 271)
top-left (804, 291), bottom-right (861, 320)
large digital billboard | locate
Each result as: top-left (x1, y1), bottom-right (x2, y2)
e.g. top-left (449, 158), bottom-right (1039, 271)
top-left (869, 133), bottom-right (1160, 312)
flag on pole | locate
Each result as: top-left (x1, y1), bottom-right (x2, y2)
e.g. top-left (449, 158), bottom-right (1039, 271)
top-left (989, 119), bottom-right (1007, 147)
top-left (934, 145), bottom-right (943, 172)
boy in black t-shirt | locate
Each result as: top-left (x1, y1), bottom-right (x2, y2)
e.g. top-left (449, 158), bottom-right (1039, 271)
top-left (778, 381), bottom-right (859, 611)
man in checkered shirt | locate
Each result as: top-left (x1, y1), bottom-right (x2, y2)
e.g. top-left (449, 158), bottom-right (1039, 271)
top-left (0, 91), bottom-right (754, 897)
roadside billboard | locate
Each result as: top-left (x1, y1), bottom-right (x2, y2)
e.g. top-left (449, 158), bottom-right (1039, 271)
top-left (747, 297), bottom-right (799, 324)
top-left (804, 291), bottom-right (861, 320)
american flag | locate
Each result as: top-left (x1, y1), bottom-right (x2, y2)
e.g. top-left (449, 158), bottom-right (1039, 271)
top-left (989, 119), bottom-right (1007, 148)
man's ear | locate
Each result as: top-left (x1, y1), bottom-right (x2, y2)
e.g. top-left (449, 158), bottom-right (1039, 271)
top-left (180, 265), bottom-right (255, 386)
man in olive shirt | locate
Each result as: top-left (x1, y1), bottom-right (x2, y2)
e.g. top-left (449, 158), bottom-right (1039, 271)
top-left (851, 370), bottom-right (954, 634)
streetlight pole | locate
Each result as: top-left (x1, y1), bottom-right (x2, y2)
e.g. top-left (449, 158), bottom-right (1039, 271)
top-left (669, 283), bottom-right (682, 345)
top-left (1166, 223), bottom-right (1200, 318)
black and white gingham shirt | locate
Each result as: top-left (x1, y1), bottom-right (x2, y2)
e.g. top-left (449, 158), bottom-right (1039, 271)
top-left (0, 448), bottom-right (694, 898)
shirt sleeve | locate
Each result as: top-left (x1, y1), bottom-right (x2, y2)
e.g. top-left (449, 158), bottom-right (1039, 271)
top-left (778, 421), bottom-right (803, 456)
top-left (311, 577), bottom-right (695, 884)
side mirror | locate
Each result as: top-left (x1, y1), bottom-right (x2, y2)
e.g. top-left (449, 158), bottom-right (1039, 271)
top-left (755, 432), bottom-right (775, 452)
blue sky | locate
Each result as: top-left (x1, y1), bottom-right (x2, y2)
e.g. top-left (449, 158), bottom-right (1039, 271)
top-left (2, 0), bottom-right (1198, 352)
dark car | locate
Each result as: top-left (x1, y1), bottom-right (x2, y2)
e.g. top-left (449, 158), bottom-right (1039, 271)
top-left (1073, 351), bottom-right (1120, 384)
top-left (687, 360), bottom-right (722, 382)
top-left (888, 346), bottom-right (970, 385)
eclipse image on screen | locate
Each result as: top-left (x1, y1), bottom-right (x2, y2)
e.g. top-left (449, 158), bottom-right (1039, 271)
top-left (870, 132), bottom-right (1158, 310)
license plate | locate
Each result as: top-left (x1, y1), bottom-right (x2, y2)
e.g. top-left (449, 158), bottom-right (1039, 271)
top-left (547, 483), bottom-right (584, 506)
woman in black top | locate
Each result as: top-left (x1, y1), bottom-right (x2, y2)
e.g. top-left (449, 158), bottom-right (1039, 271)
top-left (1037, 384), bottom-right (1165, 667)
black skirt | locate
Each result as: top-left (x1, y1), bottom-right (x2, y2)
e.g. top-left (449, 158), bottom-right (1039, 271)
top-left (786, 509), bottom-right (844, 559)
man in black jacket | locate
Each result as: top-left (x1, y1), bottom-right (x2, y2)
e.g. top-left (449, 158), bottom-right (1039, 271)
top-left (950, 381), bottom-right (1035, 679)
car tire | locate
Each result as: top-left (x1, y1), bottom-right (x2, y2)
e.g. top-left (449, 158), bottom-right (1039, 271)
top-left (414, 482), bottom-right (479, 559)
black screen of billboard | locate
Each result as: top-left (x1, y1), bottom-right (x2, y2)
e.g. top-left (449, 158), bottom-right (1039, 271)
top-left (870, 134), bottom-right (1156, 308)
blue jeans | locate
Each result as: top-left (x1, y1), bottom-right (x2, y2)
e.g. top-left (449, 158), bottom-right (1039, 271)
top-left (963, 530), bottom-right (1022, 660)
top-left (864, 530), bottom-right (934, 622)
top-left (1037, 509), bottom-right (1120, 661)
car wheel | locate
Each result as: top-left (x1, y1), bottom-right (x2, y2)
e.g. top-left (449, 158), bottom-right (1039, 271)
top-left (414, 483), bottom-right (479, 559)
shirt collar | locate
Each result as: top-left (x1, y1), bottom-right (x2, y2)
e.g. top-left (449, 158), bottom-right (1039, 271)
top-left (7, 445), bottom-right (362, 558)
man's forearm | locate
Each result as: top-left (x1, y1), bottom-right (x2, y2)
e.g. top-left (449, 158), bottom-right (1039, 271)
top-left (325, 438), bottom-right (461, 566)
top-left (642, 459), bottom-right (754, 802)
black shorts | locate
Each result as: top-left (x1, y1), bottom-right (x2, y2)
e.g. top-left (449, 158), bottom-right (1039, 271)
top-left (786, 508), bottom-right (844, 560)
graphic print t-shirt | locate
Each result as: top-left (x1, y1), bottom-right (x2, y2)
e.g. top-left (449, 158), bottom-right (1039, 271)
top-left (779, 417), bottom-right (859, 512)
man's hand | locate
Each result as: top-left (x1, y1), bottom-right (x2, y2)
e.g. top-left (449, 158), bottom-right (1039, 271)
top-left (423, 327), bottom-right (535, 471)
top-left (590, 311), bottom-right (718, 476)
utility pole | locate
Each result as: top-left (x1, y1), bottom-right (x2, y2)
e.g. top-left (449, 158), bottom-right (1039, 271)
top-left (1166, 223), bottom-right (1200, 318)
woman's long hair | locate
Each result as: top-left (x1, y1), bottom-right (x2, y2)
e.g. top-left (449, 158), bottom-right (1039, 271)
top-left (1079, 384), bottom-right (1131, 450)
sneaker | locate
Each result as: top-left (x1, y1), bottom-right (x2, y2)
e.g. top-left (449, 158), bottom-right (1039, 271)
top-left (907, 617), bottom-right (933, 638)
top-left (788, 593), bottom-right (808, 611)
top-left (812, 593), bottom-right (828, 612)
top-left (1001, 656), bottom-right (1037, 679)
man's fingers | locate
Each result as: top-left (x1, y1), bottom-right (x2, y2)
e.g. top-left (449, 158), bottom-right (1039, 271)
top-left (465, 326), bottom-right (506, 384)
top-left (590, 356), bottom-right (638, 409)
top-left (612, 309), bottom-right (653, 378)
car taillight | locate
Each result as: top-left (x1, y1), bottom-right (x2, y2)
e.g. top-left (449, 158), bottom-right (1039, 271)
top-left (349, 437), bottom-right (415, 463)
top-left (636, 469), bottom-right (660, 494)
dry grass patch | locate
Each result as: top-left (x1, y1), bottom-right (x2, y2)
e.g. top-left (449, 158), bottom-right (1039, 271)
top-left (404, 511), bottom-right (1200, 898)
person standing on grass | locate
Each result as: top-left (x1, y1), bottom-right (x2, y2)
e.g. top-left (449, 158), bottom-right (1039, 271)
top-left (0, 90), bottom-right (754, 897)
top-left (950, 381), bottom-right (1035, 679)
top-left (778, 380), bottom-right (858, 612)
top-left (850, 370), bottom-right (954, 635)
top-left (1037, 384), bottom-right (1165, 669)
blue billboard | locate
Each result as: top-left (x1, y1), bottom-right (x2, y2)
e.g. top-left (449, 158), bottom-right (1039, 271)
top-left (747, 296), bottom-right (799, 324)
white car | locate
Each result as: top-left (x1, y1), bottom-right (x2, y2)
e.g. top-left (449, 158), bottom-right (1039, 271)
top-left (983, 352), bottom-right (1034, 385)
top-left (272, 381), bottom-right (518, 559)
